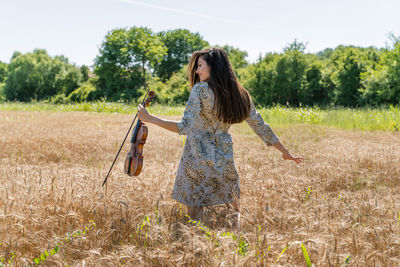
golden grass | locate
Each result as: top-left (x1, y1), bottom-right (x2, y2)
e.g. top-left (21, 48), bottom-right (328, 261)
top-left (0, 110), bottom-right (399, 266)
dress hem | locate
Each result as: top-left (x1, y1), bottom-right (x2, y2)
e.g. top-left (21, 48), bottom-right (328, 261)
top-left (171, 192), bottom-right (239, 208)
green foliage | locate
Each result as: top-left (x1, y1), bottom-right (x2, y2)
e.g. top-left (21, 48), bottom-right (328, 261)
top-left (156, 66), bottom-right (190, 105)
top-left (283, 38), bottom-right (308, 53)
top-left (184, 214), bottom-right (249, 256)
top-left (316, 47), bottom-right (334, 60)
top-left (47, 93), bottom-right (69, 104)
top-left (301, 62), bottom-right (332, 106)
top-left (240, 52), bottom-right (281, 105)
top-left (359, 64), bottom-right (389, 106)
top-left (93, 26), bottom-right (167, 101)
top-left (186, 214), bottom-right (214, 241)
top-left (330, 47), bottom-right (365, 106)
top-left (66, 76), bottom-right (98, 102)
top-left (0, 220), bottom-right (96, 266)
top-left (132, 62), bottom-right (191, 106)
top-left (276, 241), bottom-right (315, 266)
top-left (3, 33), bottom-right (400, 107)
top-left (241, 40), bottom-right (400, 108)
top-left (0, 250), bottom-right (15, 266)
top-left (274, 47), bottom-right (307, 106)
top-left (221, 231), bottom-right (249, 256)
top-left (341, 255), bottom-right (352, 266)
top-left (0, 82), bottom-right (5, 102)
top-left (1, 101), bottom-right (399, 132)
top-left (241, 39), bottom-right (330, 107)
top-left (153, 200), bottom-right (162, 225)
top-left (0, 61), bottom-right (7, 83)
top-left (304, 187), bottom-right (313, 201)
top-left (380, 43), bottom-right (400, 104)
top-left (42, 73), bottom-right (99, 105)
top-left (29, 220), bottom-right (96, 266)
top-left (4, 49), bottom-right (83, 102)
top-left (80, 65), bottom-right (90, 82)
top-left (296, 107), bottom-right (322, 124)
top-left (155, 29), bottom-right (209, 81)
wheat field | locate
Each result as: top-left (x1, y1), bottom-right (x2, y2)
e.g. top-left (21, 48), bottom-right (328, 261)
top-left (0, 110), bottom-right (399, 266)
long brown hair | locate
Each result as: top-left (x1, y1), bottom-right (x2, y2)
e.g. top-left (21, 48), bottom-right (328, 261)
top-left (186, 47), bottom-right (251, 124)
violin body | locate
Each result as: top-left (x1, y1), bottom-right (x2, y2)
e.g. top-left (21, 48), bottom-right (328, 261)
top-left (124, 121), bottom-right (148, 176)
top-left (124, 90), bottom-right (155, 177)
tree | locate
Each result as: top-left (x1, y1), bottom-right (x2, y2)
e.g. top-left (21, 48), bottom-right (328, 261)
top-left (274, 48), bottom-right (307, 106)
top-left (10, 51), bottom-right (21, 61)
top-left (240, 52), bottom-right (281, 106)
top-left (329, 46), bottom-right (380, 107)
top-left (316, 48), bottom-right (334, 60)
top-left (4, 49), bottom-right (83, 102)
top-left (154, 29), bottom-right (209, 82)
top-left (0, 61), bottom-right (7, 83)
top-left (80, 65), bottom-right (90, 82)
top-left (301, 62), bottom-right (331, 106)
top-left (283, 38), bottom-right (308, 53)
top-left (361, 43), bottom-right (400, 105)
top-left (334, 50), bottom-right (363, 106)
top-left (383, 43), bottom-right (400, 104)
top-left (93, 26), bottom-right (167, 101)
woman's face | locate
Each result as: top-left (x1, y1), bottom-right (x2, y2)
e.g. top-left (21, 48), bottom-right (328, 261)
top-left (196, 56), bottom-right (210, 82)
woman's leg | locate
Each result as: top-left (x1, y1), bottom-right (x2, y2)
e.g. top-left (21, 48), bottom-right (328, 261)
top-left (231, 196), bottom-right (241, 212)
top-left (229, 196), bottom-right (241, 228)
top-left (186, 205), bottom-right (204, 221)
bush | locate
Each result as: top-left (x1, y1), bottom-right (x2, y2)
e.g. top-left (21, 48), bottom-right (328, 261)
top-left (66, 77), bottom-right (98, 102)
top-left (46, 93), bottom-right (69, 104)
top-left (4, 49), bottom-right (83, 102)
top-left (0, 82), bottom-right (6, 102)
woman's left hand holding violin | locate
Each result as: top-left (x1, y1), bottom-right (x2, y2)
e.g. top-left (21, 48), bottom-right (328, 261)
top-left (137, 104), bottom-right (153, 123)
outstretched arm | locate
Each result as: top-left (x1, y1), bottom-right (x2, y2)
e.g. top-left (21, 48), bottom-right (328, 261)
top-left (245, 98), bottom-right (303, 164)
top-left (272, 141), bottom-right (303, 164)
top-left (244, 97), bottom-right (280, 146)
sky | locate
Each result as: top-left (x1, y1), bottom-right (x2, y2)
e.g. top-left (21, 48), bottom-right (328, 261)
top-left (1, 0), bottom-right (399, 69)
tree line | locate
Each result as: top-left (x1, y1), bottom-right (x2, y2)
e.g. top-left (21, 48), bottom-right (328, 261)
top-left (0, 27), bottom-right (399, 108)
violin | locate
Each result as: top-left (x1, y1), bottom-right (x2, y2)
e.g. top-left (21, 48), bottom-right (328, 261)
top-left (101, 86), bottom-right (155, 187)
top-left (124, 91), bottom-right (156, 176)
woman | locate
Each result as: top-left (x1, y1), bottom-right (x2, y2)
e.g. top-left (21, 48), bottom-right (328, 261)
top-left (137, 47), bottom-right (303, 228)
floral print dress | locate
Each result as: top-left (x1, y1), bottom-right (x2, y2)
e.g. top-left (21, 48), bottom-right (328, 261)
top-left (171, 81), bottom-right (280, 207)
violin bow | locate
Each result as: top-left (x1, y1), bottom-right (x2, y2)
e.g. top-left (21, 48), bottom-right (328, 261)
top-left (102, 83), bottom-right (151, 187)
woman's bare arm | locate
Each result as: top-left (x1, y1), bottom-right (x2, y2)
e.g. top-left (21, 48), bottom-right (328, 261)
top-left (272, 140), bottom-right (288, 154)
top-left (273, 141), bottom-right (303, 164)
top-left (148, 115), bottom-right (179, 133)
top-left (137, 104), bottom-right (180, 133)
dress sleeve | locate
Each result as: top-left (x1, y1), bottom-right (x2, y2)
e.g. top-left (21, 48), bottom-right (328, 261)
top-left (245, 97), bottom-right (280, 146)
top-left (177, 83), bottom-right (203, 135)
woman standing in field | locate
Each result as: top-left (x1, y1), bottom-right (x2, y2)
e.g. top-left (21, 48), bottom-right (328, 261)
top-left (137, 47), bottom-right (303, 228)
